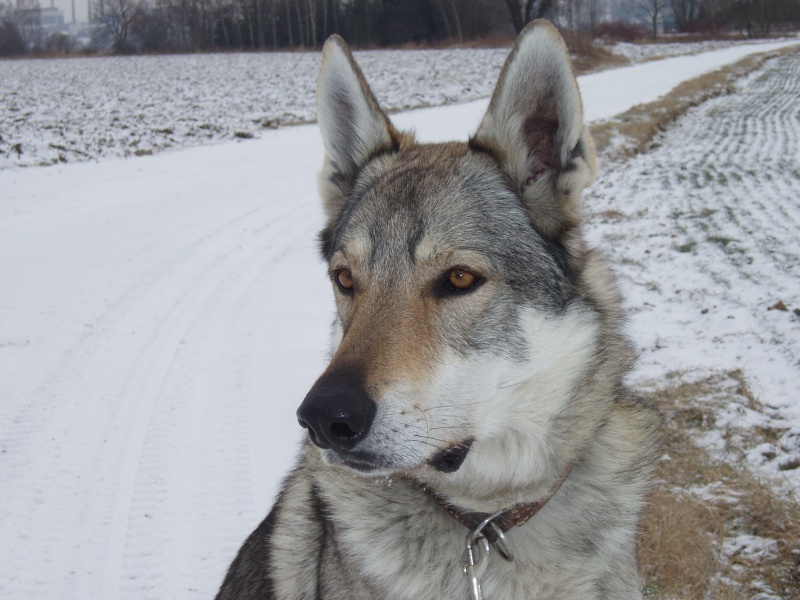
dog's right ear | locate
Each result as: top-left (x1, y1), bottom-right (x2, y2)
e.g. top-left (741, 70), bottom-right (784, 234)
top-left (317, 36), bottom-right (402, 222)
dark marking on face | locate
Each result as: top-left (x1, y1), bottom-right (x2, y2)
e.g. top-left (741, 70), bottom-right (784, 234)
top-left (319, 224), bottom-right (336, 260)
top-left (429, 440), bottom-right (473, 473)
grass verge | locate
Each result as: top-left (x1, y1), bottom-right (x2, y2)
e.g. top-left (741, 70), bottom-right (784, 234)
top-left (638, 370), bottom-right (800, 599)
top-left (590, 46), bottom-right (800, 161)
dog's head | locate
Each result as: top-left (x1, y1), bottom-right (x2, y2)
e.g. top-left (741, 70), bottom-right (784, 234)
top-left (297, 21), bottom-right (612, 500)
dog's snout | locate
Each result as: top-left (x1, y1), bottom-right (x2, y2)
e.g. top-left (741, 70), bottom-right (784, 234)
top-left (297, 370), bottom-right (376, 453)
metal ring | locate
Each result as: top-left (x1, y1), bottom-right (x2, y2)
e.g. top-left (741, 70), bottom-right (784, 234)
top-left (469, 509), bottom-right (505, 544)
top-left (468, 510), bottom-right (515, 562)
top-left (489, 522), bottom-right (514, 562)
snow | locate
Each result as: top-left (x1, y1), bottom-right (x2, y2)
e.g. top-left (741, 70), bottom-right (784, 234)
top-left (578, 39), bottom-right (798, 122)
top-left (0, 48), bottom-right (511, 169)
top-left (1, 40), bottom-right (799, 599)
top-left (584, 53), bottom-right (800, 489)
top-left (722, 534), bottom-right (778, 566)
top-left (602, 37), bottom-right (797, 62)
top-left (3, 38), bottom-right (796, 170)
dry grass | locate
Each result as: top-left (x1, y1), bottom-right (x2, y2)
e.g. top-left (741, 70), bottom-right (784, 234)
top-left (571, 42), bottom-right (629, 76)
top-left (590, 46), bottom-right (800, 162)
top-left (588, 43), bottom-right (800, 598)
top-left (639, 371), bottom-right (800, 599)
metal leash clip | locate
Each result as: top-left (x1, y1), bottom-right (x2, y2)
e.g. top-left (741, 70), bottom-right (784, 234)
top-left (464, 531), bottom-right (490, 600)
top-left (462, 511), bottom-right (514, 600)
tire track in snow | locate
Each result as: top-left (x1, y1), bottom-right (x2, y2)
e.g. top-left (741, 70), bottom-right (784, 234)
top-left (110, 213), bottom-right (327, 599)
top-left (0, 151), bottom-right (324, 599)
top-left (96, 207), bottom-right (322, 599)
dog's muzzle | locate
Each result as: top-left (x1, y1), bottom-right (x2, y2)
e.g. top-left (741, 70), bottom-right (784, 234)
top-left (296, 368), bottom-right (376, 455)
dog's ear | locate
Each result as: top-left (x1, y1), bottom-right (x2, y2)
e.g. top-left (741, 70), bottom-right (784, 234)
top-left (316, 35), bottom-right (403, 222)
top-left (472, 20), bottom-right (597, 240)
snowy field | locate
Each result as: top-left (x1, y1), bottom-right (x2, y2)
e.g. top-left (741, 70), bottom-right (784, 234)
top-left (2, 37), bottom-right (796, 170)
top-left (0, 41), bottom-right (799, 599)
top-left (585, 53), bottom-right (800, 486)
top-left (0, 48), bottom-right (511, 169)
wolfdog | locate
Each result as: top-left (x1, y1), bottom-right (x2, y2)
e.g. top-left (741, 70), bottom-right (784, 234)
top-left (216, 20), bottom-right (660, 600)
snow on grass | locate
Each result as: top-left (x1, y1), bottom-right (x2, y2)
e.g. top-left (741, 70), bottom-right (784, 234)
top-left (0, 48), bottom-right (508, 169)
top-left (585, 52), bottom-right (800, 491)
top-left (2, 38), bottom-right (797, 171)
top-left (600, 38), bottom-right (775, 62)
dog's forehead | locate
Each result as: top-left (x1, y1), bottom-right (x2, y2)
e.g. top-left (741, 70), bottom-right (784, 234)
top-left (337, 144), bottom-right (527, 265)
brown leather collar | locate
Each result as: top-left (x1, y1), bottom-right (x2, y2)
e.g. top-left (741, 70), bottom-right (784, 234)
top-left (424, 463), bottom-right (574, 543)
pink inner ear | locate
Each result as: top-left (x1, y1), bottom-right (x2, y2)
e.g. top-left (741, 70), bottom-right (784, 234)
top-left (523, 116), bottom-right (559, 191)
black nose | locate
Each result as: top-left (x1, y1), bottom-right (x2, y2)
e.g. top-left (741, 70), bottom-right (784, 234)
top-left (296, 369), bottom-right (376, 453)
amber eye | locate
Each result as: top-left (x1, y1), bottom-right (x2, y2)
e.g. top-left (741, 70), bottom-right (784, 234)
top-left (434, 268), bottom-right (484, 297)
top-left (448, 269), bottom-right (476, 289)
top-left (335, 269), bottom-right (354, 292)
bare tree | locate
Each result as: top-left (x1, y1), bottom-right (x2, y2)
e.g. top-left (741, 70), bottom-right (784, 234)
top-left (214, 0), bottom-right (231, 46)
top-left (587, 0), bottom-right (597, 32)
top-left (632, 0), bottom-right (670, 38)
top-left (670, 0), bottom-right (700, 30)
top-left (93, 0), bottom-right (142, 51)
top-left (502, 0), bottom-right (556, 33)
top-left (450, 0), bottom-right (463, 42)
top-left (435, 0), bottom-right (453, 38)
top-left (732, 0), bottom-right (781, 35)
top-left (0, 1), bottom-right (26, 55)
top-left (13, 0), bottom-right (42, 50)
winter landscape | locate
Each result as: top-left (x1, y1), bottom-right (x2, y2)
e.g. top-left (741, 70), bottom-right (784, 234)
top-left (1, 37), bottom-right (786, 171)
top-left (2, 35), bottom-right (800, 600)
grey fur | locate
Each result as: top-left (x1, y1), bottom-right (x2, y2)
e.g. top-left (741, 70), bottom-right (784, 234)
top-left (216, 19), bottom-right (661, 600)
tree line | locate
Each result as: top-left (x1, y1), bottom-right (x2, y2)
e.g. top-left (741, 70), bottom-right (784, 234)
top-left (89, 0), bottom-right (519, 52)
top-left (632, 0), bottom-right (799, 39)
top-left (1, 0), bottom-right (798, 55)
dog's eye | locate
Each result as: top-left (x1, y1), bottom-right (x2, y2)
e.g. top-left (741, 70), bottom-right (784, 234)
top-left (449, 269), bottom-right (476, 289)
top-left (335, 269), bottom-right (354, 293)
top-left (435, 268), bottom-right (484, 297)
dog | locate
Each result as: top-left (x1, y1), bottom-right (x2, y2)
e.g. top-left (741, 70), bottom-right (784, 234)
top-left (216, 20), bottom-right (661, 600)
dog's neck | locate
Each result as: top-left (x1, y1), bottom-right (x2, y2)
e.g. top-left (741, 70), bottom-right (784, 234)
top-left (410, 426), bottom-right (581, 514)
top-left (419, 461), bottom-right (574, 541)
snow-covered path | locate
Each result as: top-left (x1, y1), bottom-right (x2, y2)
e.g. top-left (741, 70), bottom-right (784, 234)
top-left (1, 131), bottom-right (332, 599)
top-left (0, 41), bottom-right (797, 599)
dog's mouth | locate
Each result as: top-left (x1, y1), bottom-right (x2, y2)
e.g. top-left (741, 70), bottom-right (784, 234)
top-left (323, 440), bottom-right (473, 475)
top-left (429, 440), bottom-right (473, 473)
top-left (324, 449), bottom-right (391, 474)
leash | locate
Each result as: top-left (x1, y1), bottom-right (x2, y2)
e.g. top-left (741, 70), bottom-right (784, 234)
top-left (424, 463), bottom-right (574, 600)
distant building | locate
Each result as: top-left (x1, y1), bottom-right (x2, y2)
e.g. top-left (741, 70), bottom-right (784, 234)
top-left (39, 6), bottom-right (65, 31)
top-left (15, 5), bottom-right (94, 49)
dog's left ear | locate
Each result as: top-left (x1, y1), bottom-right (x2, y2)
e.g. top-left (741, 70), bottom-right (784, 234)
top-left (317, 35), bottom-right (404, 222)
top-left (472, 20), bottom-right (597, 239)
